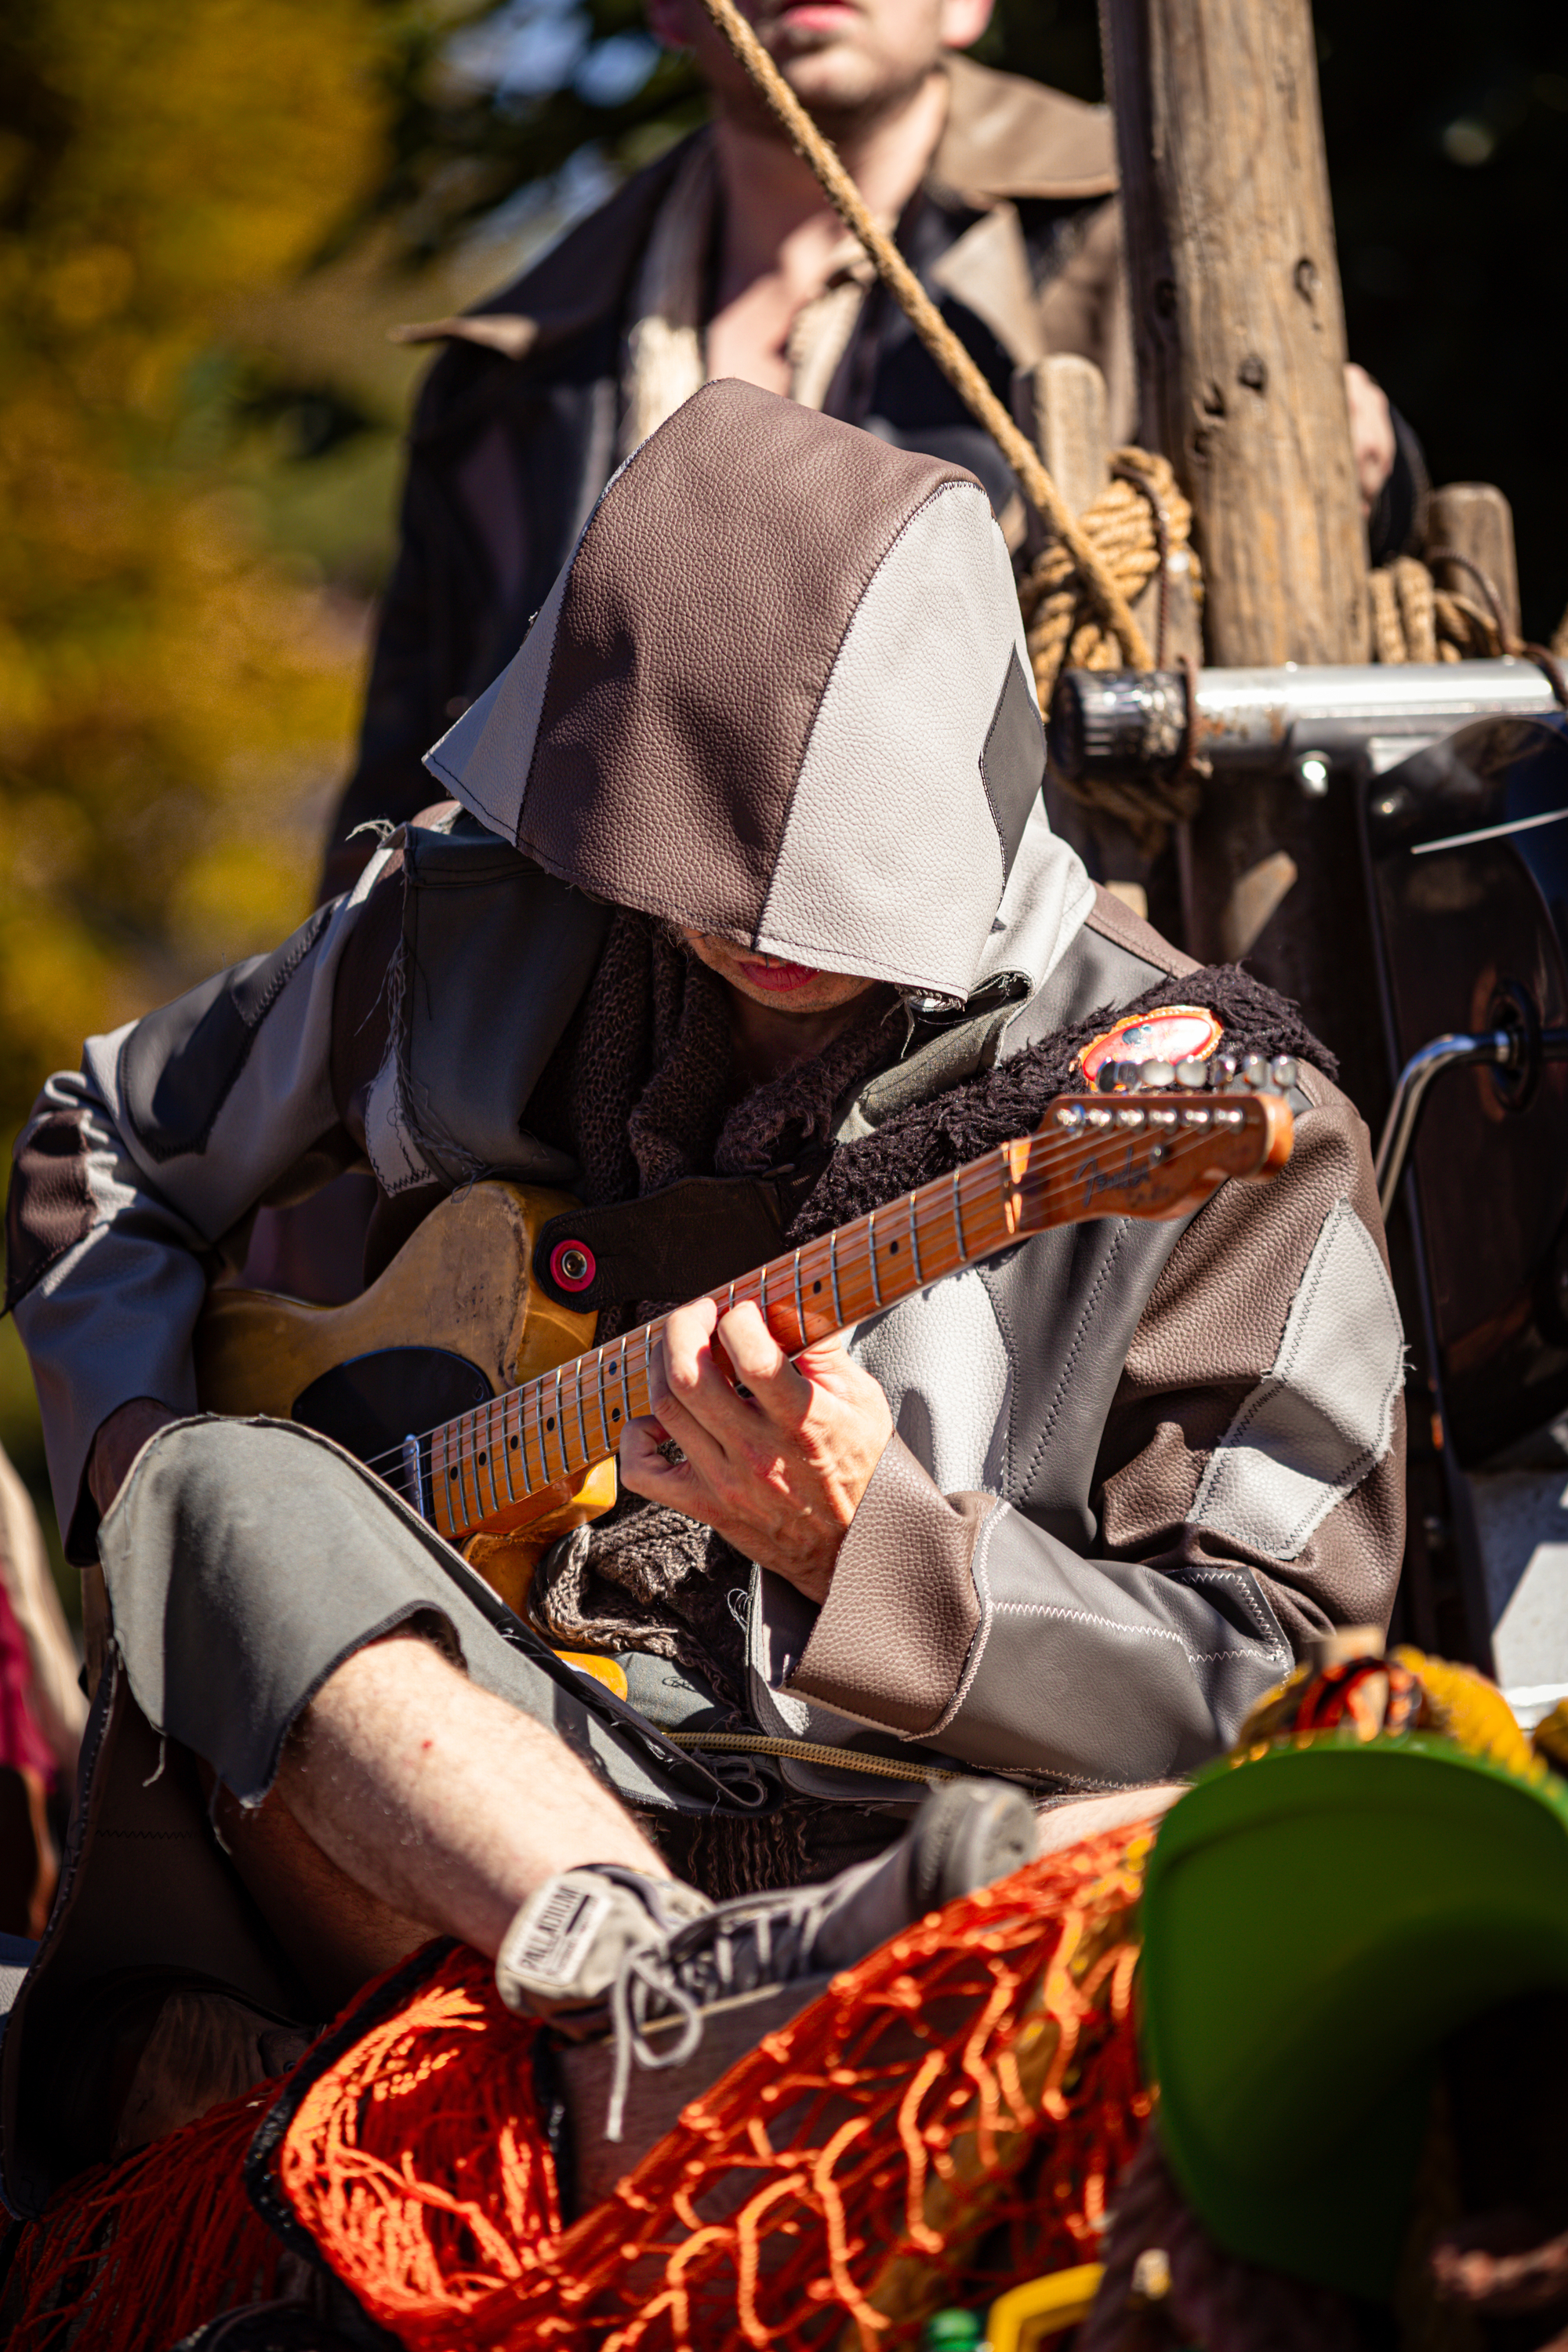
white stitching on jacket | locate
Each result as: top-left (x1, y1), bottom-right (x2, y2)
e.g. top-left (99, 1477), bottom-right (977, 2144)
top-left (1188, 1198), bottom-right (1403, 1560)
top-left (1167, 1562), bottom-right (1290, 1662)
top-left (987, 1599), bottom-right (1260, 1664)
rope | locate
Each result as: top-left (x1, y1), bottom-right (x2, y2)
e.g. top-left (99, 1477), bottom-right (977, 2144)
top-left (687, 0), bottom-right (1558, 833)
top-left (1370, 555), bottom-right (1568, 714)
top-left (1020, 448), bottom-right (1206, 855)
top-left (267, 1837), bottom-right (1151, 2351)
top-left (1369, 552), bottom-right (1514, 665)
top-left (0, 2078), bottom-right (289, 2351)
top-left (688, 0), bottom-right (1152, 673)
top-left (666, 1726), bottom-right (962, 1784)
top-left (1019, 452), bottom-right (1196, 691)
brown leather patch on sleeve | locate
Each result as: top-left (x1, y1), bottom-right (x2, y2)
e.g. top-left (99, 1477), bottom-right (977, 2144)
top-left (1083, 882), bottom-right (1200, 977)
top-left (786, 1434), bottom-right (989, 1735)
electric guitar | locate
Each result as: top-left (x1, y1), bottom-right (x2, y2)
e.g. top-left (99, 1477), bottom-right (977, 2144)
top-left (195, 1088), bottom-right (1293, 1613)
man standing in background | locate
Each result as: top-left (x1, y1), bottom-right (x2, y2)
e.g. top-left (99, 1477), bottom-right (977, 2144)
top-left (321, 0), bottom-right (1420, 895)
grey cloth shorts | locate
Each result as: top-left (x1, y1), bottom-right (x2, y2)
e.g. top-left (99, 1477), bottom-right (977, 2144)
top-left (1, 1417), bottom-right (772, 2216)
top-left (97, 1414), bottom-right (760, 1818)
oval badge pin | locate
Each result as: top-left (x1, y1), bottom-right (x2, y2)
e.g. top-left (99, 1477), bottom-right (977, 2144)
top-left (1078, 1004), bottom-right (1223, 1087)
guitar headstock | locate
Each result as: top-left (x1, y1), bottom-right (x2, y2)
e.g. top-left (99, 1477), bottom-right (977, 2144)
top-left (1010, 1088), bottom-right (1294, 1232)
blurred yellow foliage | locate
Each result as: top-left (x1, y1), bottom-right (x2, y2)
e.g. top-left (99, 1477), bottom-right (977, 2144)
top-left (0, 0), bottom-right (391, 1137)
top-left (0, 0), bottom-right (398, 1555)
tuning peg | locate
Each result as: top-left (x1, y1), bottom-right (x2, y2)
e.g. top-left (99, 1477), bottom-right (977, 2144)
top-left (1242, 1053), bottom-right (1270, 1091)
top-left (1270, 1055), bottom-right (1298, 1091)
top-left (1138, 1058), bottom-right (1176, 1090)
top-left (1211, 1053), bottom-right (1240, 1091)
top-left (1174, 1057), bottom-right (1210, 1090)
top-left (1095, 1064), bottom-right (1121, 1094)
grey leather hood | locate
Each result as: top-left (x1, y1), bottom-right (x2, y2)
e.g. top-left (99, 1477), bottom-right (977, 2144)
top-left (423, 379), bottom-right (1092, 1004)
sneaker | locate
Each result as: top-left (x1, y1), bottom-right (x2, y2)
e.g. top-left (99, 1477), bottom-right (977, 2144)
top-left (496, 1864), bottom-right (713, 2024)
top-left (499, 1778), bottom-right (1037, 2169)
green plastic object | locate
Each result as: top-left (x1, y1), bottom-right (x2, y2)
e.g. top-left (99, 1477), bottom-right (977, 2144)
top-left (920, 2310), bottom-right (986, 2351)
top-left (1140, 1734), bottom-right (1568, 2299)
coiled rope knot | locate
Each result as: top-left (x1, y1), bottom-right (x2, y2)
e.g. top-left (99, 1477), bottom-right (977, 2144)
top-left (1021, 449), bottom-right (1207, 855)
top-left (691, 0), bottom-right (1568, 854)
top-left (1370, 549), bottom-right (1514, 664)
top-left (1370, 553), bottom-right (1568, 713)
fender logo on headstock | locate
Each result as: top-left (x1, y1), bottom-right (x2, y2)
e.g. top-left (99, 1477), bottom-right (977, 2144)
top-left (1028, 1093), bottom-right (1295, 1228)
top-left (1080, 1144), bottom-right (1166, 1206)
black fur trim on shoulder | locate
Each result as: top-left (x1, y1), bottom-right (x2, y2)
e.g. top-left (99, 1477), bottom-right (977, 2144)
top-left (786, 964), bottom-right (1333, 1243)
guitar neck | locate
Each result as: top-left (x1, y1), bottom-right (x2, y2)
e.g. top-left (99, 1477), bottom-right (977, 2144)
top-left (423, 1092), bottom-right (1287, 1544)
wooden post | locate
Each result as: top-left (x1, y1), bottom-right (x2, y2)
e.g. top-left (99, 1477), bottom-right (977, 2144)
top-left (1019, 354), bottom-right (1109, 522)
top-left (1101, 0), bottom-right (1369, 666)
top-left (1100, 0), bottom-right (1385, 1115)
top-left (1022, 352), bottom-right (1203, 670)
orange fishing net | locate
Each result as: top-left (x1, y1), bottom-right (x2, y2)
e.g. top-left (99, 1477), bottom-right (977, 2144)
top-left (0, 2075), bottom-right (290, 2350)
top-left (1, 1823), bottom-right (1151, 2352)
top-left (275, 1823), bottom-right (1151, 2350)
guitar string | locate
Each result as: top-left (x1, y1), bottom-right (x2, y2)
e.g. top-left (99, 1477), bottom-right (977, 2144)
top-left (362, 1109), bottom-right (1251, 1504)
top-left (362, 1118), bottom-right (1094, 1492)
top-left (367, 1108), bottom-right (1253, 1514)
top-left (358, 1108), bottom-right (1255, 1503)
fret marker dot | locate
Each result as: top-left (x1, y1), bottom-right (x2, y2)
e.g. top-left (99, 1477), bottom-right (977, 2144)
top-left (814, 1279), bottom-right (822, 1293)
top-left (477, 1451), bottom-right (486, 1464)
top-left (612, 1408), bottom-right (621, 1422)
top-left (891, 1240), bottom-right (900, 1253)
top-left (546, 1416), bottom-right (556, 1431)
top-left (609, 1363), bottom-right (618, 1375)
top-left (448, 1467), bottom-right (458, 1480)
top-left (509, 1435), bottom-right (518, 1448)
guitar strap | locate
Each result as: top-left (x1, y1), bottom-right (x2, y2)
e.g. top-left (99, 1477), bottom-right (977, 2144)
top-left (525, 976), bottom-right (1034, 1318)
top-left (529, 961), bottom-right (1332, 1319)
top-left (531, 1166), bottom-right (822, 1316)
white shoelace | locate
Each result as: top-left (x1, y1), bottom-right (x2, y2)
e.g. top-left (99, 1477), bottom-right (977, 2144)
top-left (601, 1905), bottom-right (811, 2140)
top-left (605, 1945), bottom-right (706, 2142)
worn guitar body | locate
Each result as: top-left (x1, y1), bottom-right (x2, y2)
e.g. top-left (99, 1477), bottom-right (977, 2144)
top-left (195, 1182), bottom-right (615, 1613)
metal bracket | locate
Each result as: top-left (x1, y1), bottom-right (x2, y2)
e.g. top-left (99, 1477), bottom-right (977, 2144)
top-left (1375, 1017), bottom-right (1568, 1218)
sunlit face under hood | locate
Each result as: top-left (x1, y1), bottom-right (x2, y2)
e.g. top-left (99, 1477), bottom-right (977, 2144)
top-left (424, 378), bottom-right (1055, 1003)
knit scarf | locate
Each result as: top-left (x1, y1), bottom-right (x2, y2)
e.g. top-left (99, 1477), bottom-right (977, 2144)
top-left (539, 909), bottom-right (904, 1234)
top-left (529, 912), bottom-right (902, 1713)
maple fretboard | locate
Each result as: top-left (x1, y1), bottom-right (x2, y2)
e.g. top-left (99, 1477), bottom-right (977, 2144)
top-left (409, 1089), bottom-right (1290, 1544)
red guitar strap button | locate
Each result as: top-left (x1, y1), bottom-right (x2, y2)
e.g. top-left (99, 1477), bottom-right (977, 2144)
top-left (550, 1240), bottom-right (597, 1294)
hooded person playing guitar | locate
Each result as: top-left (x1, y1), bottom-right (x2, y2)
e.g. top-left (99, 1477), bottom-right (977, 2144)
top-left (3, 383), bottom-right (1402, 2204)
